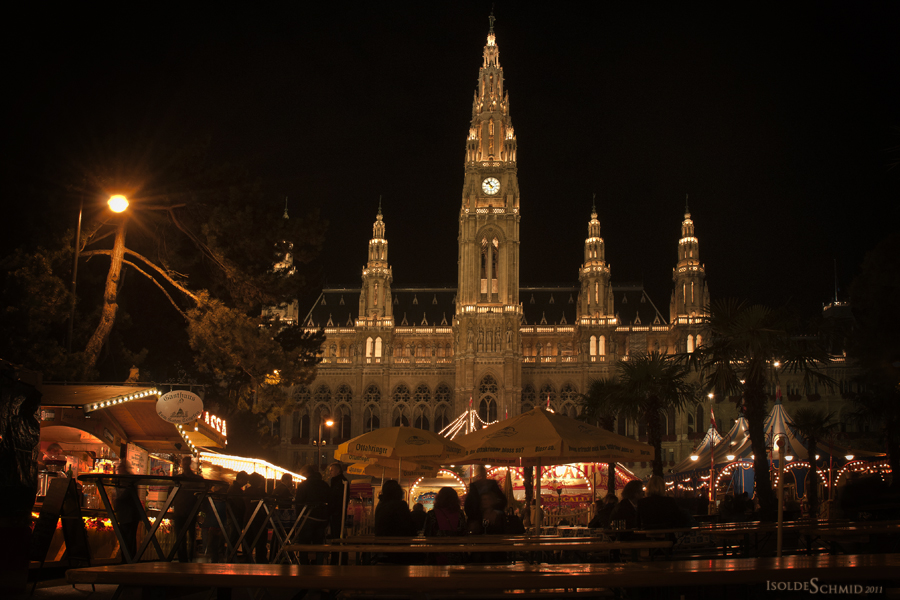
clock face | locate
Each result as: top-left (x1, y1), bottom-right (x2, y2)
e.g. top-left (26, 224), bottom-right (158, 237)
top-left (482, 177), bottom-right (500, 195)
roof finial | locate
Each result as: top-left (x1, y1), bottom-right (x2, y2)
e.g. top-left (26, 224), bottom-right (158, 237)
top-left (684, 193), bottom-right (690, 217)
top-left (488, 7), bottom-right (495, 34)
top-left (378, 195), bottom-right (383, 216)
top-left (592, 192), bottom-right (597, 214)
top-left (283, 196), bottom-right (289, 219)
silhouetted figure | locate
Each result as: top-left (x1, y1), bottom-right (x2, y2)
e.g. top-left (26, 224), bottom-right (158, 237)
top-left (172, 456), bottom-right (203, 563)
top-left (589, 494), bottom-right (618, 529)
top-left (374, 480), bottom-right (416, 564)
top-left (411, 502), bottom-right (427, 533)
top-left (609, 480), bottom-right (643, 530)
top-left (244, 472), bottom-right (269, 563)
top-left (464, 465), bottom-right (506, 534)
top-left (114, 461), bottom-right (139, 562)
top-left (294, 464), bottom-right (330, 564)
top-left (636, 476), bottom-right (689, 530)
top-left (326, 462), bottom-right (348, 539)
top-left (424, 487), bottom-right (467, 564)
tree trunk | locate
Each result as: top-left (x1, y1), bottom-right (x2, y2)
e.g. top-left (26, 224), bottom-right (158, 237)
top-left (746, 389), bottom-right (776, 520)
top-left (646, 402), bottom-right (664, 477)
top-left (807, 436), bottom-right (819, 516)
top-left (81, 218), bottom-right (127, 379)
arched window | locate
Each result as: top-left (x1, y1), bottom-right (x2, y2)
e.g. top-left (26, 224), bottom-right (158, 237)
top-left (561, 403), bottom-right (577, 418)
top-left (364, 405), bottom-right (380, 432)
top-left (560, 383), bottom-right (578, 405)
top-left (599, 335), bottom-right (606, 356)
top-left (392, 384), bottom-right (411, 404)
top-left (413, 384), bottom-right (431, 403)
top-left (686, 334), bottom-right (694, 353)
top-left (522, 384), bottom-right (536, 410)
top-left (299, 413), bottom-right (310, 439)
top-left (291, 410), bottom-right (301, 438)
top-left (413, 405), bottom-right (430, 431)
top-left (334, 404), bottom-right (352, 440)
top-left (590, 335), bottom-right (597, 356)
top-left (478, 374), bottom-right (499, 425)
top-left (434, 404), bottom-right (450, 433)
top-left (314, 384), bottom-right (332, 406)
top-left (336, 384), bottom-right (352, 404)
top-left (375, 337), bottom-right (382, 357)
top-left (292, 385), bottom-right (311, 404)
top-left (695, 334), bottom-right (702, 348)
top-left (366, 337), bottom-right (373, 357)
top-left (393, 405), bottom-right (410, 427)
top-left (687, 413), bottom-right (695, 434)
top-left (539, 383), bottom-right (557, 410)
top-left (696, 404), bottom-right (705, 432)
top-left (434, 383), bottom-right (452, 404)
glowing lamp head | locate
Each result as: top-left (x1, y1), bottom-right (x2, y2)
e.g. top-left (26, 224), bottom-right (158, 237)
top-left (325, 419), bottom-right (334, 427)
top-left (690, 454), bottom-right (699, 461)
top-left (845, 454), bottom-right (854, 461)
top-left (773, 361), bottom-right (781, 368)
top-left (726, 454), bottom-right (735, 461)
top-left (785, 456), bottom-right (793, 462)
top-left (108, 195), bottom-right (129, 213)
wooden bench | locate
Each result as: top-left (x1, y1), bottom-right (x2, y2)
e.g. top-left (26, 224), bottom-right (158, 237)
top-left (66, 553), bottom-right (900, 598)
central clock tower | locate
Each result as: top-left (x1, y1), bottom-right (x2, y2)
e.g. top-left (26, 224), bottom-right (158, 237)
top-left (454, 15), bottom-right (522, 423)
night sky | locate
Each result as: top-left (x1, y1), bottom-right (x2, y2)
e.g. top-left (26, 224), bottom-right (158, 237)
top-left (6, 3), bottom-right (899, 319)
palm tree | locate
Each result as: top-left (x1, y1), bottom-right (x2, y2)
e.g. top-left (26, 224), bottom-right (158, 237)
top-left (615, 352), bottom-right (696, 477)
top-left (692, 298), bottom-right (834, 520)
top-left (579, 378), bottom-right (623, 496)
top-left (789, 408), bottom-right (836, 516)
top-left (843, 384), bottom-right (900, 490)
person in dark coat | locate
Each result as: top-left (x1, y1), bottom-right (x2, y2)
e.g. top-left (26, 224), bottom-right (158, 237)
top-left (244, 472), bottom-right (269, 563)
top-left (609, 480), bottom-right (643, 530)
top-left (269, 473), bottom-right (295, 562)
top-left (172, 456), bottom-right (204, 563)
top-left (424, 487), bottom-right (466, 565)
top-left (114, 461), bottom-right (139, 562)
top-left (293, 464), bottom-right (330, 564)
top-left (464, 465), bottom-right (507, 533)
top-left (410, 503), bottom-right (427, 534)
top-left (589, 494), bottom-right (618, 529)
top-left (636, 476), bottom-right (689, 530)
top-left (226, 471), bottom-right (250, 560)
top-left (374, 480), bottom-right (417, 564)
top-left (325, 462), bottom-right (348, 539)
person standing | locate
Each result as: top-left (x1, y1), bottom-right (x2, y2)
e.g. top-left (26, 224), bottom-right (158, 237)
top-left (113, 461), bottom-right (139, 562)
top-left (226, 471), bottom-right (250, 561)
top-left (325, 463), bottom-right (348, 540)
top-left (293, 464), bottom-right (330, 564)
top-left (269, 473), bottom-right (295, 562)
top-left (172, 456), bottom-right (203, 563)
top-left (244, 472), bottom-right (269, 563)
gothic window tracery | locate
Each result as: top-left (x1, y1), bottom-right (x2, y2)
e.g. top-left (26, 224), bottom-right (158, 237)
top-left (392, 384), bottom-right (411, 404)
top-left (435, 383), bottom-right (452, 404)
top-left (364, 405), bottom-right (380, 432)
top-left (393, 405), bottom-right (411, 427)
top-left (334, 404), bottom-right (352, 440)
top-left (413, 384), bottom-right (431, 403)
top-left (413, 405), bottom-right (430, 431)
top-left (522, 384), bottom-right (536, 409)
top-left (477, 374), bottom-right (499, 425)
top-left (293, 385), bottom-right (311, 404)
top-left (314, 384), bottom-right (332, 406)
top-left (336, 384), bottom-right (352, 404)
top-left (560, 383), bottom-right (578, 406)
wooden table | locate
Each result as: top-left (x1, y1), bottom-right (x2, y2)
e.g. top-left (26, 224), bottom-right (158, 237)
top-left (799, 521), bottom-right (900, 555)
top-left (67, 554), bottom-right (900, 597)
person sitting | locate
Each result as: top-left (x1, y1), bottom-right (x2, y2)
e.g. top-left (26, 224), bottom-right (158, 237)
top-left (424, 487), bottom-right (467, 564)
top-left (410, 502), bottom-right (427, 534)
top-left (464, 465), bottom-right (507, 534)
top-left (609, 480), bottom-right (643, 530)
top-left (636, 476), bottom-right (689, 530)
top-left (374, 480), bottom-right (417, 563)
top-left (588, 494), bottom-right (618, 529)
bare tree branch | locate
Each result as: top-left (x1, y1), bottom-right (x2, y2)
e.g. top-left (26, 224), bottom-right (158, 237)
top-left (80, 248), bottom-right (202, 304)
top-left (121, 259), bottom-right (189, 320)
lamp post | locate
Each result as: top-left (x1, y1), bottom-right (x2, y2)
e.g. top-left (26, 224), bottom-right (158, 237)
top-left (67, 194), bottom-right (130, 354)
top-left (316, 417), bottom-right (334, 472)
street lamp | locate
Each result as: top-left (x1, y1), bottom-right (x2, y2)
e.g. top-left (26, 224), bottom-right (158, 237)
top-left (108, 195), bottom-right (129, 213)
top-left (316, 417), bottom-right (334, 471)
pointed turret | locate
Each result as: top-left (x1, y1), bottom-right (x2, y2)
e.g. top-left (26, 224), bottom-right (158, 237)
top-left (578, 194), bottom-right (613, 319)
top-left (671, 195), bottom-right (709, 347)
top-left (359, 199), bottom-right (393, 321)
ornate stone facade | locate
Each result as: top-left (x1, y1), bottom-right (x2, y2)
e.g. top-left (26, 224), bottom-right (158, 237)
top-left (276, 22), bottom-right (856, 477)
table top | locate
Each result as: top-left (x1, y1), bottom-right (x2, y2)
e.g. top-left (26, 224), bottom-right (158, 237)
top-left (338, 535), bottom-right (600, 546)
top-left (66, 554), bottom-right (900, 590)
top-left (284, 539), bottom-right (672, 554)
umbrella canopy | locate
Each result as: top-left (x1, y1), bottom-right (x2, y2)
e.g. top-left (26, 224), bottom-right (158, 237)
top-left (347, 462), bottom-right (438, 479)
top-left (454, 407), bottom-right (655, 466)
top-left (333, 426), bottom-right (465, 465)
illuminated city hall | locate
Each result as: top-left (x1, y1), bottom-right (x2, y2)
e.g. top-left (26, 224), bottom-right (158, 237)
top-left (274, 20), bottom-right (850, 476)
